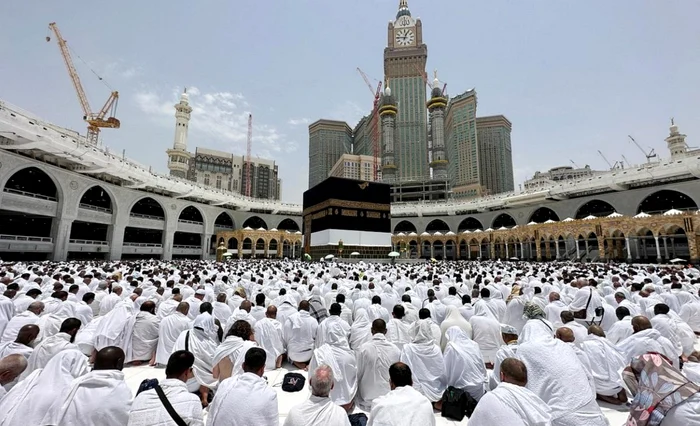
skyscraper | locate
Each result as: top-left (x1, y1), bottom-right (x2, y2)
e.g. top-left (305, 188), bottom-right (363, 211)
top-left (384, 0), bottom-right (428, 181)
top-left (477, 115), bottom-right (514, 195)
top-left (445, 90), bottom-right (482, 198)
top-left (307, 119), bottom-right (352, 188)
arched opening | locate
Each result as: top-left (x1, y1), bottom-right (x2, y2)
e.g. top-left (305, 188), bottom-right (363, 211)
top-left (433, 241), bottom-right (444, 260)
top-left (492, 213), bottom-right (516, 229)
top-left (293, 241), bottom-right (302, 258)
top-left (422, 241), bottom-right (431, 259)
top-left (409, 241), bottom-right (418, 258)
top-left (243, 216), bottom-right (268, 230)
top-left (131, 197), bottom-right (165, 220)
top-left (228, 237), bottom-right (238, 250)
top-left (277, 218), bottom-right (300, 232)
top-left (661, 226), bottom-right (689, 262)
top-left (255, 238), bottom-right (265, 257)
top-left (282, 240), bottom-right (292, 258)
top-left (242, 238), bottom-right (252, 250)
top-left (179, 206), bottom-right (204, 224)
top-left (459, 240), bottom-right (468, 260)
top-left (637, 190), bottom-right (698, 215)
top-left (269, 239), bottom-right (278, 256)
top-left (69, 221), bottom-right (109, 244)
top-left (394, 220), bottom-right (418, 234)
top-left (123, 227), bottom-right (163, 246)
top-left (79, 185), bottom-right (112, 212)
top-left (173, 232), bottom-right (202, 248)
top-left (214, 212), bottom-right (235, 230)
top-left (575, 200), bottom-right (616, 219)
top-left (425, 219), bottom-right (450, 234)
top-left (457, 217), bottom-right (483, 232)
top-left (529, 207), bottom-right (559, 223)
top-left (3, 167), bottom-right (57, 200)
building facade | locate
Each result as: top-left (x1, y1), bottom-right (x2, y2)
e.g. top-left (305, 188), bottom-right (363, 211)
top-left (384, 0), bottom-right (428, 181)
top-left (477, 115), bottom-right (514, 195)
top-left (308, 119), bottom-right (353, 188)
top-left (329, 154), bottom-right (381, 181)
top-left (445, 90), bottom-right (482, 198)
top-left (165, 90), bottom-right (281, 200)
top-left (524, 165), bottom-right (601, 190)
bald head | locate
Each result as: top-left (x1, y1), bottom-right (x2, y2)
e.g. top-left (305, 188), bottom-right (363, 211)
top-left (217, 293), bottom-right (227, 303)
top-left (172, 294), bottom-right (183, 303)
top-left (500, 358), bottom-right (528, 386)
top-left (266, 305), bottom-right (277, 319)
top-left (16, 324), bottom-right (40, 345)
top-left (176, 302), bottom-right (190, 315)
top-left (240, 300), bottom-right (252, 313)
top-left (588, 325), bottom-right (606, 338)
top-left (93, 346), bottom-right (125, 371)
top-left (27, 301), bottom-right (44, 316)
top-left (310, 364), bottom-right (334, 397)
top-left (548, 292), bottom-right (560, 302)
top-left (555, 327), bottom-right (575, 343)
top-left (0, 354), bottom-right (28, 385)
top-left (141, 301), bottom-right (156, 314)
top-left (632, 316), bottom-right (652, 334)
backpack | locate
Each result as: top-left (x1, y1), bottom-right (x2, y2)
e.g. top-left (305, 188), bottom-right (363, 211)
top-left (281, 372), bottom-right (306, 392)
top-left (441, 386), bottom-right (478, 421)
top-left (348, 413), bottom-right (368, 426)
top-left (136, 378), bottom-right (159, 396)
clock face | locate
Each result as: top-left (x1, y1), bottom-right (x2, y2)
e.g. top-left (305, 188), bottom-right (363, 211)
top-left (395, 28), bottom-right (415, 47)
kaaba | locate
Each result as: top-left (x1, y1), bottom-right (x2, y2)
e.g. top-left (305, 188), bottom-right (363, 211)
top-left (303, 177), bottom-right (391, 259)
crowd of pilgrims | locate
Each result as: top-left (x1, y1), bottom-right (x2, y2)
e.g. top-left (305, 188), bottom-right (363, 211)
top-left (0, 259), bottom-right (699, 425)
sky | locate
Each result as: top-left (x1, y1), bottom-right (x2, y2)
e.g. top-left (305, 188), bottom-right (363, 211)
top-left (1, 0), bottom-right (699, 203)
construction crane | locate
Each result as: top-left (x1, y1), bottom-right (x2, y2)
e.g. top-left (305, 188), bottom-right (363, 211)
top-left (414, 64), bottom-right (447, 96)
top-left (628, 135), bottom-right (657, 163)
top-left (597, 150), bottom-right (620, 170)
top-left (46, 22), bottom-right (120, 145)
top-left (246, 114), bottom-right (253, 198)
top-left (569, 159), bottom-right (580, 168)
top-left (356, 68), bottom-right (382, 180)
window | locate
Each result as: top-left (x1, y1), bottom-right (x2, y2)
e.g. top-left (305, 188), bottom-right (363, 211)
top-left (204, 174), bottom-right (210, 186)
top-left (216, 175), bottom-right (222, 189)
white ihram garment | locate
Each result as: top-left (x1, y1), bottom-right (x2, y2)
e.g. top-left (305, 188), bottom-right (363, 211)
top-left (356, 333), bottom-right (401, 410)
top-left (0, 341), bottom-right (32, 360)
top-left (617, 328), bottom-right (680, 368)
top-left (309, 321), bottom-right (358, 405)
top-left (41, 369), bottom-right (132, 426)
top-left (125, 311), bottom-right (160, 362)
top-left (212, 335), bottom-right (257, 378)
top-left (127, 378), bottom-right (204, 426)
top-left (22, 331), bottom-right (77, 379)
top-left (469, 302), bottom-right (502, 363)
top-left (284, 310), bottom-right (318, 362)
top-left (581, 334), bottom-right (627, 396)
top-left (0, 296), bottom-right (15, 337)
top-left (254, 317), bottom-right (285, 370)
top-left (1, 310), bottom-right (39, 343)
top-left (439, 306), bottom-right (472, 351)
top-left (442, 326), bottom-right (487, 401)
top-left (283, 395), bottom-right (351, 426)
top-left (386, 317), bottom-right (412, 351)
top-left (206, 372), bottom-right (279, 426)
top-left (469, 382), bottom-right (553, 426)
top-left (0, 349), bottom-right (88, 426)
top-left (606, 316), bottom-right (633, 345)
top-left (93, 300), bottom-right (133, 351)
top-left (367, 385), bottom-right (436, 426)
top-left (349, 309), bottom-right (373, 350)
top-left (155, 312), bottom-right (191, 365)
top-left (490, 343), bottom-right (518, 390)
top-left (400, 320), bottom-right (445, 402)
top-left (315, 315), bottom-right (350, 348)
top-left (172, 314), bottom-right (218, 389)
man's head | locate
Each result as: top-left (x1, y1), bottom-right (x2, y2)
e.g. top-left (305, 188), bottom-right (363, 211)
top-left (16, 324), bottom-right (40, 346)
top-left (389, 362), bottom-right (413, 390)
top-left (560, 311), bottom-right (575, 324)
top-left (588, 325), bottom-right (606, 338)
top-left (632, 316), bottom-right (652, 333)
top-left (59, 318), bottom-right (82, 342)
top-left (26, 301), bottom-right (44, 316)
top-left (371, 318), bottom-right (387, 335)
top-left (500, 358), bottom-right (528, 387)
top-left (615, 306), bottom-right (630, 321)
top-left (176, 302), bottom-right (190, 316)
top-left (0, 354), bottom-right (27, 386)
top-left (199, 302), bottom-right (213, 315)
top-left (418, 308), bottom-right (431, 320)
top-left (93, 346), bottom-right (125, 371)
top-left (654, 303), bottom-right (670, 316)
top-left (228, 320), bottom-right (254, 341)
top-left (26, 288), bottom-right (42, 299)
top-left (371, 295), bottom-right (381, 305)
top-left (165, 350), bottom-right (195, 382)
top-left (141, 301), bottom-right (156, 315)
top-left (242, 347), bottom-right (266, 377)
top-left (298, 300), bottom-right (310, 312)
top-left (255, 293), bottom-right (265, 307)
top-left (309, 364), bottom-right (334, 397)
top-left (266, 305), bottom-right (277, 319)
top-left (555, 327), bottom-right (575, 343)
top-left (329, 303), bottom-right (341, 316)
top-left (549, 292), bottom-right (560, 303)
top-left (216, 293), bottom-right (227, 303)
top-left (392, 305), bottom-right (405, 320)
top-left (500, 324), bottom-right (519, 344)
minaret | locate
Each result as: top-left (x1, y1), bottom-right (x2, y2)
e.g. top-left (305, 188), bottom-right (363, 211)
top-left (166, 89), bottom-right (193, 178)
top-left (427, 70), bottom-right (448, 180)
top-left (379, 85), bottom-right (398, 183)
top-left (665, 118), bottom-right (688, 159)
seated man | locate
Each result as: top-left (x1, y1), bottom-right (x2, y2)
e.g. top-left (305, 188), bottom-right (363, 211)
top-left (125, 301), bottom-right (160, 365)
top-left (254, 306), bottom-right (285, 370)
top-left (207, 348), bottom-right (278, 426)
top-left (367, 362), bottom-right (436, 426)
top-left (469, 358), bottom-right (552, 426)
top-left (213, 320), bottom-right (257, 380)
top-left (0, 354), bottom-right (27, 398)
top-left (155, 302), bottom-right (191, 366)
top-left (128, 350), bottom-right (204, 426)
top-left (0, 324), bottom-right (39, 360)
top-left (284, 300), bottom-right (318, 370)
top-left (618, 316), bottom-right (679, 368)
top-left (284, 365), bottom-right (351, 426)
top-left (400, 319), bottom-right (445, 407)
top-left (581, 325), bottom-right (628, 405)
top-left (356, 319), bottom-right (401, 410)
top-left (442, 326), bottom-right (487, 401)
top-left (41, 346), bottom-right (132, 426)
top-left (23, 317), bottom-right (81, 378)
top-left (309, 321), bottom-right (358, 411)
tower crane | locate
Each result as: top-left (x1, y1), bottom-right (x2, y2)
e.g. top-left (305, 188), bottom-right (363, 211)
top-left (356, 68), bottom-right (382, 180)
top-left (628, 135), bottom-right (657, 163)
top-left (597, 150), bottom-right (620, 170)
top-left (414, 64), bottom-right (447, 96)
top-left (246, 114), bottom-right (253, 198)
top-left (46, 22), bottom-right (120, 145)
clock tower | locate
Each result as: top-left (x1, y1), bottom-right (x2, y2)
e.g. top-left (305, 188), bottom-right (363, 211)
top-left (384, 0), bottom-right (428, 182)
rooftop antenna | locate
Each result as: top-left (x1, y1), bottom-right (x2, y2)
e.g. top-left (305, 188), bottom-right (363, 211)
top-left (628, 135), bottom-right (657, 163)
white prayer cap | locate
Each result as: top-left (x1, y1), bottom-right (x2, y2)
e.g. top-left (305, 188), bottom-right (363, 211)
top-left (195, 289), bottom-right (206, 295)
top-left (500, 324), bottom-right (519, 336)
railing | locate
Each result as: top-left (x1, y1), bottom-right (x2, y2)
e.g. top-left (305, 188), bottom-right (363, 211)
top-left (2, 187), bottom-right (57, 201)
top-left (129, 213), bottom-right (164, 221)
top-left (214, 224), bottom-right (234, 229)
top-left (172, 245), bottom-right (201, 250)
top-left (177, 219), bottom-right (204, 225)
top-left (69, 239), bottom-right (108, 245)
top-left (0, 234), bottom-right (53, 242)
top-left (78, 203), bottom-right (112, 213)
top-left (123, 242), bottom-right (162, 247)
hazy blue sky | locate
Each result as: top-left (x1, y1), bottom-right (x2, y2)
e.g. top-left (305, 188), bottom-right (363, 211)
top-left (1, 1), bottom-right (699, 203)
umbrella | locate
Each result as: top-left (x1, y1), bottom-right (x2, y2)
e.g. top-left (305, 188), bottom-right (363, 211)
top-left (670, 258), bottom-right (686, 263)
top-left (509, 257), bottom-right (519, 261)
top-left (303, 253), bottom-right (312, 261)
top-left (388, 251), bottom-right (400, 257)
top-left (222, 252), bottom-right (233, 258)
top-left (430, 258), bottom-right (437, 263)
top-left (325, 254), bottom-right (335, 260)
top-left (350, 252), bottom-right (360, 256)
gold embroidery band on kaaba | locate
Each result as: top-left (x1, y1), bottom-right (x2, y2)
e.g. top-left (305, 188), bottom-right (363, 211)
top-left (302, 199), bottom-right (391, 216)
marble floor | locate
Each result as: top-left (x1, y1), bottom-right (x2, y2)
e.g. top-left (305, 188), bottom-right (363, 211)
top-left (123, 363), bottom-right (630, 425)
